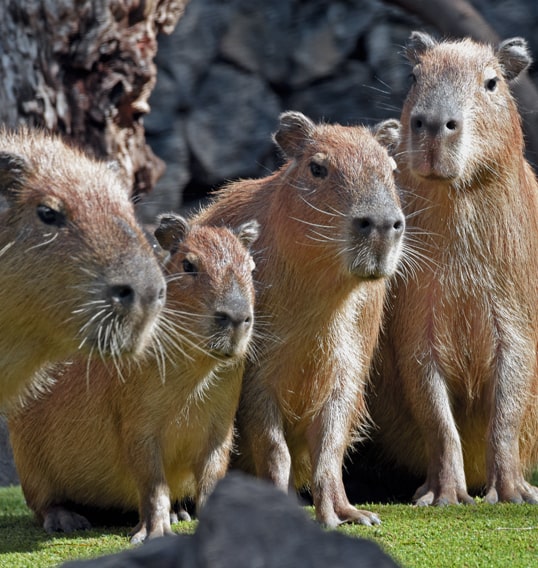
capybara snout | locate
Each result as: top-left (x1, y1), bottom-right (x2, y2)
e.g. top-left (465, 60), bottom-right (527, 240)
top-left (212, 283), bottom-right (254, 358)
top-left (347, 186), bottom-right (405, 279)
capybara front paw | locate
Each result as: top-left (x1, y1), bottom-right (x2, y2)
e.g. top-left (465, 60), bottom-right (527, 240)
top-left (485, 480), bottom-right (538, 505)
top-left (43, 506), bottom-right (91, 534)
top-left (327, 506), bottom-right (381, 527)
top-left (129, 520), bottom-right (174, 544)
top-left (413, 483), bottom-right (474, 506)
top-left (129, 524), bottom-right (147, 545)
top-left (348, 508), bottom-right (382, 526)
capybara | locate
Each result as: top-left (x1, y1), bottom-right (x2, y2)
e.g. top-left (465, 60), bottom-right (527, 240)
top-left (371, 31), bottom-right (538, 505)
top-left (8, 214), bottom-right (259, 543)
top-left (0, 127), bottom-right (166, 404)
top-left (194, 111), bottom-right (405, 526)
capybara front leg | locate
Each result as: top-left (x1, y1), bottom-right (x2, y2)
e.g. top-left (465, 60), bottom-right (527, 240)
top-left (130, 481), bottom-right (172, 544)
top-left (409, 368), bottom-right (474, 506)
top-left (485, 352), bottom-right (538, 504)
top-left (307, 400), bottom-right (381, 527)
top-left (237, 385), bottom-right (292, 491)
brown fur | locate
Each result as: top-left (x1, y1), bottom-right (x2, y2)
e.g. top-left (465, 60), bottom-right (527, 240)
top-left (371, 32), bottom-right (538, 505)
top-left (8, 215), bottom-right (258, 543)
top-left (194, 111), bottom-right (405, 526)
top-left (0, 127), bottom-right (166, 404)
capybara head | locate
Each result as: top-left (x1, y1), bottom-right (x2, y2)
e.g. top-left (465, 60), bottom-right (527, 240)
top-left (401, 32), bottom-right (531, 185)
top-left (271, 111), bottom-right (404, 280)
top-left (0, 128), bottom-right (166, 366)
top-left (154, 214), bottom-right (259, 361)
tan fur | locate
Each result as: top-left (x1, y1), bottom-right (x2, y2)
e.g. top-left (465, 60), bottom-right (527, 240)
top-left (0, 127), bottom-right (165, 404)
top-left (194, 111), bottom-right (405, 527)
top-left (371, 32), bottom-right (538, 505)
top-left (8, 216), bottom-right (258, 543)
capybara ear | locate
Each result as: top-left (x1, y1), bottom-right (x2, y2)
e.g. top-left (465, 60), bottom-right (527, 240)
top-left (0, 152), bottom-right (30, 199)
top-left (372, 119), bottom-right (401, 157)
top-left (273, 111), bottom-right (316, 158)
top-left (404, 31), bottom-right (437, 64)
top-left (154, 213), bottom-right (190, 251)
top-left (496, 37), bottom-right (532, 81)
top-left (235, 220), bottom-right (260, 249)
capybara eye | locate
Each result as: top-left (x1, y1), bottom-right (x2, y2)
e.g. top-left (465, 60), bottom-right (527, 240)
top-left (409, 72), bottom-right (417, 84)
top-left (309, 162), bottom-right (328, 179)
top-left (485, 77), bottom-right (499, 92)
top-left (36, 204), bottom-right (66, 227)
top-left (182, 259), bottom-right (196, 274)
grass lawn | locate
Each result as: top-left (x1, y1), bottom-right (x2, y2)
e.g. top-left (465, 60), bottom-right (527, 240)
top-left (0, 485), bottom-right (536, 567)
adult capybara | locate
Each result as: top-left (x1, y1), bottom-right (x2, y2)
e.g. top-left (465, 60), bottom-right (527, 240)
top-left (371, 32), bottom-right (538, 505)
top-left (0, 127), bottom-right (165, 404)
top-left (194, 111), bottom-right (405, 526)
top-left (8, 214), bottom-right (258, 543)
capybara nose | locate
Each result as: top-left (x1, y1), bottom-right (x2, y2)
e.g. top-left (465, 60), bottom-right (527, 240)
top-left (108, 282), bottom-right (166, 311)
top-left (214, 309), bottom-right (252, 330)
top-left (352, 212), bottom-right (405, 241)
top-left (411, 110), bottom-right (462, 138)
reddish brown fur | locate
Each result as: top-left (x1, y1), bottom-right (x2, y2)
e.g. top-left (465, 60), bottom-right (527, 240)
top-left (8, 216), bottom-right (258, 543)
top-left (371, 32), bottom-right (538, 505)
top-left (0, 128), bottom-right (165, 404)
top-left (194, 111), bottom-right (404, 526)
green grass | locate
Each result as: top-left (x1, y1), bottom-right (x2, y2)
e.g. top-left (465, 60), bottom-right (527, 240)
top-left (0, 485), bottom-right (537, 567)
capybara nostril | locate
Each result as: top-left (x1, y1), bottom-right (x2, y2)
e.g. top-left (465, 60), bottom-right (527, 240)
top-left (109, 284), bottom-right (136, 309)
top-left (411, 115), bottom-right (425, 133)
top-left (353, 216), bottom-right (374, 236)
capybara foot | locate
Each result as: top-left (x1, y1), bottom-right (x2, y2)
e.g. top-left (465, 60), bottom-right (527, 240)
top-left (484, 480), bottom-right (538, 504)
top-left (129, 520), bottom-right (174, 545)
top-left (43, 506), bottom-right (91, 533)
top-left (413, 482), bottom-right (475, 506)
top-left (170, 506), bottom-right (191, 524)
top-left (320, 505), bottom-right (381, 528)
top-left (342, 507), bottom-right (382, 527)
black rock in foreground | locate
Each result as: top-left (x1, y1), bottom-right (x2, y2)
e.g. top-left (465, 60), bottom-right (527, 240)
top-left (62, 472), bottom-right (400, 567)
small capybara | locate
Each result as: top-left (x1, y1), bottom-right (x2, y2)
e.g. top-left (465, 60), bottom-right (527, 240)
top-left (8, 214), bottom-right (259, 543)
top-left (371, 31), bottom-right (538, 505)
top-left (0, 127), bottom-right (166, 404)
top-left (194, 111), bottom-right (405, 526)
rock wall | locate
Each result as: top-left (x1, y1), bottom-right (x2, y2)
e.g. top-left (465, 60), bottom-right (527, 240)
top-left (139, 0), bottom-right (538, 222)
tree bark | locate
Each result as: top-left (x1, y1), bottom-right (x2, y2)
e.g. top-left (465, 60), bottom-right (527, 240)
top-left (386, 0), bottom-right (538, 168)
top-left (0, 0), bottom-right (188, 198)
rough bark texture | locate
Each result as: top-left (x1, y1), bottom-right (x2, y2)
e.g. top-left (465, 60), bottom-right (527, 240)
top-left (0, 0), bottom-right (187, 198)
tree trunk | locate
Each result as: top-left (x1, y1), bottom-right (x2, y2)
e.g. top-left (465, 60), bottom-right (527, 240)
top-left (0, 0), bottom-right (187, 198)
